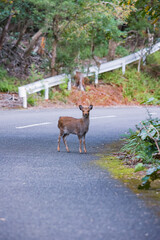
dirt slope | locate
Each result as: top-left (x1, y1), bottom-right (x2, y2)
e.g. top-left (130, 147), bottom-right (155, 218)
top-left (0, 82), bottom-right (138, 109)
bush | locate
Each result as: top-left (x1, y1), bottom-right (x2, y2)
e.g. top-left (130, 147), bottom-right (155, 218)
top-left (27, 64), bottom-right (44, 83)
top-left (59, 79), bottom-right (70, 97)
top-left (47, 79), bottom-right (70, 103)
top-left (116, 46), bottom-right (129, 57)
top-left (0, 67), bottom-right (19, 93)
top-left (146, 51), bottom-right (160, 65)
top-left (121, 117), bottom-right (160, 164)
top-left (94, 43), bottom-right (109, 58)
top-left (138, 165), bottom-right (160, 190)
top-left (27, 95), bottom-right (37, 106)
top-left (101, 66), bottom-right (160, 104)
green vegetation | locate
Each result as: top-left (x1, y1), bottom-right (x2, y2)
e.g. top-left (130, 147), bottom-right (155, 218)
top-left (96, 102), bottom-right (160, 191)
top-left (122, 0), bottom-right (160, 23)
top-left (27, 95), bottom-right (37, 106)
top-left (115, 46), bottom-right (129, 57)
top-left (96, 153), bottom-right (160, 215)
top-left (48, 79), bottom-right (70, 103)
top-left (138, 166), bottom-right (160, 190)
top-left (147, 51), bottom-right (160, 65)
top-left (0, 67), bottom-right (19, 92)
top-left (0, 0), bottom-right (159, 78)
top-left (121, 117), bottom-right (160, 164)
top-left (49, 90), bottom-right (69, 104)
top-left (101, 52), bottom-right (160, 105)
top-left (120, 113), bottom-right (160, 190)
top-left (97, 156), bottom-right (135, 180)
top-left (0, 0), bottom-right (159, 108)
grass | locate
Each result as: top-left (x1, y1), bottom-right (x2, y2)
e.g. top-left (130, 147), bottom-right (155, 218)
top-left (100, 51), bottom-right (160, 105)
top-left (97, 155), bottom-right (136, 180)
top-left (0, 51), bottom-right (159, 106)
top-left (27, 95), bottom-right (37, 106)
top-left (0, 67), bottom-right (19, 93)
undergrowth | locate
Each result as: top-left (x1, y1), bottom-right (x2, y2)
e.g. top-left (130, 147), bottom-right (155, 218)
top-left (0, 67), bottom-right (19, 93)
top-left (101, 52), bottom-right (160, 105)
top-left (120, 113), bottom-right (160, 189)
top-left (0, 51), bottom-right (159, 107)
top-left (121, 117), bottom-right (160, 164)
top-left (27, 80), bottom-right (70, 106)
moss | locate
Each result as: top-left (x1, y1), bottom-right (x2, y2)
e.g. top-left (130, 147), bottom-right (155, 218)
top-left (98, 156), bottom-right (135, 179)
top-left (95, 141), bottom-right (160, 216)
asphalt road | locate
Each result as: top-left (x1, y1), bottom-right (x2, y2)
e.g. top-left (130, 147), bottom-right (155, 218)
top-left (0, 106), bottom-right (160, 240)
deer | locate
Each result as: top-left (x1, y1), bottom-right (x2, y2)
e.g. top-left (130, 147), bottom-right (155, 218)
top-left (74, 71), bottom-right (90, 91)
top-left (57, 105), bottom-right (93, 153)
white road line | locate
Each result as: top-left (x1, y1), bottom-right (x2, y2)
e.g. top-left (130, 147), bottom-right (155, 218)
top-left (91, 115), bottom-right (116, 120)
top-left (16, 116), bottom-right (116, 129)
top-left (16, 122), bottom-right (52, 129)
top-left (150, 112), bottom-right (157, 115)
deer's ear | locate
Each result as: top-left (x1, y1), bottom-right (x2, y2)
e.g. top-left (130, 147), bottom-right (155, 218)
top-left (79, 105), bottom-right (83, 110)
top-left (89, 105), bottom-right (93, 110)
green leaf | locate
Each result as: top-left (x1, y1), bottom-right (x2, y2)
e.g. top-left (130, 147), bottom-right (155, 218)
top-left (140, 129), bottom-right (148, 140)
top-left (142, 176), bottom-right (150, 182)
top-left (146, 166), bottom-right (158, 176)
top-left (146, 97), bottom-right (155, 103)
top-left (134, 163), bottom-right (145, 172)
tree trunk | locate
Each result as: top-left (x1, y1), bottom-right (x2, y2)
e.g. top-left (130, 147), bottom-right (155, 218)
top-left (24, 29), bottom-right (43, 58)
top-left (108, 39), bottom-right (118, 61)
top-left (51, 15), bottom-right (60, 76)
top-left (51, 38), bottom-right (58, 76)
top-left (138, 57), bottom-right (141, 72)
top-left (14, 20), bottom-right (30, 49)
top-left (0, 13), bottom-right (13, 50)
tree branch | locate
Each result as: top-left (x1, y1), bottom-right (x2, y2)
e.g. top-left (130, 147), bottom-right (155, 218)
top-left (23, 29), bottom-right (43, 58)
top-left (0, 12), bottom-right (13, 51)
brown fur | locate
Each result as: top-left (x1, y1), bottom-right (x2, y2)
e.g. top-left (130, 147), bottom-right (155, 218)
top-left (57, 105), bottom-right (93, 153)
top-left (74, 71), bottom-right (89, 91)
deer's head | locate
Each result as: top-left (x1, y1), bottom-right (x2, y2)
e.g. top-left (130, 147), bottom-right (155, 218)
top-left (79, 105), bottom-right (93, 118)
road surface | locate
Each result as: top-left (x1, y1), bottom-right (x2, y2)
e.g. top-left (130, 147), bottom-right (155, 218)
top-left (0, 106), bottom-right (160, 240)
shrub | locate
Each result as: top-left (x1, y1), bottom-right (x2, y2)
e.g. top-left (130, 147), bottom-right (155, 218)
top-left (101, 66), bottom-right (160, 104)
top-left (116, 46), bottom-right (129, 57)
top-left (27, 95), bottom-right (37, 106)
top-left (121, 110), bottom-right (160, 190)
top-left (0, 67), bottom-right (19, 93)
top-left (121, 117), bottom-right (160, 164)
top-left (138, 166), bottom-right (160, 190)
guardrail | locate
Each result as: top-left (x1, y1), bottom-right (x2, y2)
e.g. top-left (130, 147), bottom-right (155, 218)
top-left (19, 74), bottom-right (71, 108)
top-left (88, 42), bottom-right (160, 83)
top-left (19, 42), bottom-right (160, 108)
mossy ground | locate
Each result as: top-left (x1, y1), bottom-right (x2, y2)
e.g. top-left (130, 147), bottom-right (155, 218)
top-left (95, 141), bottom-right (160, 216)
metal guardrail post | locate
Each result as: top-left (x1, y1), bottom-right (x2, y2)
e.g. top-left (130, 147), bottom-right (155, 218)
top-left (122, 61), bottom-right (126, 75)
top-left (18, 86), bottom-right (28, 108)
top-left (95, 70), bottom-right (99, 85)
top-left (67, 75), bottom-right (71, 91)
top-left (143, 55), bottom-right (146, 65)
top-left (23, 91), bottom-right (27, 108)
top-left (44, 83), bottom-right (49, 100)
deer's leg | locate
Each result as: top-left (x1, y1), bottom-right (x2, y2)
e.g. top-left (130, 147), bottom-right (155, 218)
top-left (63, 134), bottom-right (70, 152)
top-left (83, 135), bottom-right (87, 153)
top-left (57, 133), bottom-right (62, 152)
top-left (78, 136), bottom-right (82, 153)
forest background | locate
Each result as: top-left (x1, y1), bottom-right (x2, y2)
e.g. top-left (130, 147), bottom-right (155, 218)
top-left (0, 0), bottom-right (160, 107)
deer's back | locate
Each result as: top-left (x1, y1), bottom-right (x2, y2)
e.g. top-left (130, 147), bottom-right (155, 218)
top-left (58, 116), bottom-right (89, 136)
